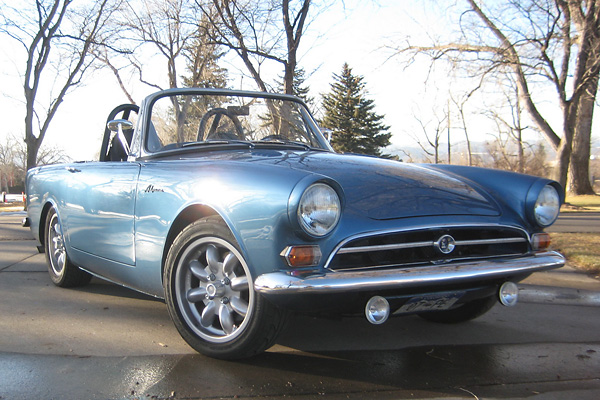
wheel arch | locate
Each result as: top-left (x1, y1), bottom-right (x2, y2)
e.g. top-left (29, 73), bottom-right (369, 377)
top-left (38, 200), bottom-right (58, 252)
top-left (161, 204), bottom-right (226, 278)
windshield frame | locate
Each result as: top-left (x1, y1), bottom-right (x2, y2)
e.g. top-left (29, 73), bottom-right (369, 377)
top-left (137, 88), bottom-right (333, 159)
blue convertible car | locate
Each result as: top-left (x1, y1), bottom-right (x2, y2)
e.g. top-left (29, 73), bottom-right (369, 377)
top-left (25, 88), bottom-right (565, 359)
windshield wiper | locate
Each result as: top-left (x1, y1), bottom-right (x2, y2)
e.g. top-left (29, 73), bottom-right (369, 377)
top-left (181, 140), bottom-right (255, 149)
top-left (253, 140), bottom-right (314, 151)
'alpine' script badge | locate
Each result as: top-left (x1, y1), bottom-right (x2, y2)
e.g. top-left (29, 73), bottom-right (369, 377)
top-left (144, 184), bottom-right (164, 193)
top-left (435, 235), bottom-right (456, 255)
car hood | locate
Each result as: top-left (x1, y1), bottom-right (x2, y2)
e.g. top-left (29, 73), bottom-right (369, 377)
top-left (182, 149), bottom-right (501, 220)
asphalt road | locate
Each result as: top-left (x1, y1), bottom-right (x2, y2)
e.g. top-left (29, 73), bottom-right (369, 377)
top-left (1, 212), bottom-right (600, 400)
top-left (548, 211), bottom-right (600, 233)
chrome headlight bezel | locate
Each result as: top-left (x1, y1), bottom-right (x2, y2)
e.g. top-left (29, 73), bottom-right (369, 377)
top-left (526, 182), bottom-right (562, 228)
top-left (533, 184), bottom-right (561, 227)
top-left (296, 182), bottom-right (341, 238)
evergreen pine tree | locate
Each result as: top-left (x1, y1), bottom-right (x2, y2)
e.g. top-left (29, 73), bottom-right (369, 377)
top-left (277, 67), bottom-right (313, 106)
top-left (182, 29), bottom-right (228, 90)
top-left (173, 26), bottom-right (229, 142)
top-left (321, 63), bottom-right (391, 156)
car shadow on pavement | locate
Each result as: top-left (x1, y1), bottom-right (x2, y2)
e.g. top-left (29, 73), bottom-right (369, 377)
top-left (249, 342), bottom-right (599, 392)
top-left (132, 340), bottom-right (600, 399)
top-left (72, 277), bottom-right (164, 302)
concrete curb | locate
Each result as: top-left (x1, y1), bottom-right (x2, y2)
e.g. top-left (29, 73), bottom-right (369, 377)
top-left (519, 284), bottom-right (600, 306)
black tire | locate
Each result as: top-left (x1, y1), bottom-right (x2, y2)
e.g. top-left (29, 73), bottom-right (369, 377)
top-left (417, 295), bottom-right (497, 324)
top-left (44, 207), bottom-right (92, 287)
top-left (164, 217), bottom-right (287, 359)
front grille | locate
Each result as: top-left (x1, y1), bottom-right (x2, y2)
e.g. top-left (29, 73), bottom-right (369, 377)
top-left (327, 226), bottom-right (530, 271)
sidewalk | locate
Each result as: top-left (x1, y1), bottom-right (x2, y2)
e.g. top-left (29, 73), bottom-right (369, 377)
top-left (523, 264), bottom-right (600, 291)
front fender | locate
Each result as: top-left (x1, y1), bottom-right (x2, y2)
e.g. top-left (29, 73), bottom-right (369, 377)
top-left (133, 160), bottom-right (317, 296)
top-left (425, 164), bottom-right (564, 231)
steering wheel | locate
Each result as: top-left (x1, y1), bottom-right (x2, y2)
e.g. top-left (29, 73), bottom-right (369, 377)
top-left (197, 108), bottom-right (245, 141)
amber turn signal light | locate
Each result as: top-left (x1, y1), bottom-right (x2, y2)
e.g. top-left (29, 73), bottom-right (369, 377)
top-left (281, 245), bottom-right (322, 267)
top-left (532, 233), bottom-right (551, 250)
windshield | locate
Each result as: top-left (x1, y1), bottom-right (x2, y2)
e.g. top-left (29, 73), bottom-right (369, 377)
top-left (146, 91), bottom-right (329, 153)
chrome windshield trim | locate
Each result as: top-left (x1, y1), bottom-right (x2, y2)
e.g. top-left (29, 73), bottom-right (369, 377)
top-left (255, 251), bottom-right (564, 295)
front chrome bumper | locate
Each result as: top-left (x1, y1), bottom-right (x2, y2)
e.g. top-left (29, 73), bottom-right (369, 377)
top-left (254, 251), bottom-right (565, 295)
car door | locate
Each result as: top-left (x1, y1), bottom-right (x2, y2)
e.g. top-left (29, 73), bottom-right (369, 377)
top-left (63, 162), bottom-right (141, 266)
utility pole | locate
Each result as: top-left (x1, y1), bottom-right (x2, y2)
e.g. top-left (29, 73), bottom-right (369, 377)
top-left (447, 99), bottom-right (451, 164)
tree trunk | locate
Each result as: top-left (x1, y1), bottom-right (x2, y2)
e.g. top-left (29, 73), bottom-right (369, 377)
top-left (554, 104), bottom-right (576, 192)
top-left (568, 75), bottom-right (597, 194)
top-left (515, 92), bottom-right (524, 174)
top-left (1, 171), bottom-right (8, 193)
top-left (554, 140), bottom-right (571, 192)
top-left (24, 106), bottom-right (41, 170)
top-left (25, 137), bottom-right (40, 171)
top-left (517, 135), bottom-right (524, 174)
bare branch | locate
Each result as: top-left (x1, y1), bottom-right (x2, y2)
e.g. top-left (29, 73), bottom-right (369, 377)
top-left (0, 0), bottom-right (120, 169)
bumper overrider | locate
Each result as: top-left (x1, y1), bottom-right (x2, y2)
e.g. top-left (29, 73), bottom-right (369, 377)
top-left (254, 251), bottom-right (565, 295)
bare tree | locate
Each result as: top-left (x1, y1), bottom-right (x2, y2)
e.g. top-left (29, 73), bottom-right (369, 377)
top-left (201, 0), bottom-right (311, 94)
top-left (94, 46), bottom-right (136, 104)
top-left (484, 137), bottom-right (548, 178)
top-left (0, 134), bottom-right (70, 192)
top-left (122, 0), bottom-right (199, 143)
top-left (483, 75), bottom-right (550, 176)
top-left (0, 0), bottom-right (120, 170)
top-left (117, 0), bottom-right (199, 92)
top-left (485, 79), bottom-right (531, 174)
top-left (449, 91), bottom-right (477, 166)
top-left (394, 0), bottom-right (600, 194)
top-left (410, 107), bottom-right (447, 164)
top-left (0, 137), bottom-right (21, 193)
top-left (101, 1), bottom-right (229, 142)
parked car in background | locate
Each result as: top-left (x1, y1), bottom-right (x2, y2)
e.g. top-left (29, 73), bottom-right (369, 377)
top-left (24, 88), bottom-right (565, 359)
top-left (1, 192), bottom-right (25, 203)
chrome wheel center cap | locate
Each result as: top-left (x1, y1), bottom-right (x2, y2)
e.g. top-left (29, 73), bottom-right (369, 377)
top-left (206, 283), bottom-right (225, 299)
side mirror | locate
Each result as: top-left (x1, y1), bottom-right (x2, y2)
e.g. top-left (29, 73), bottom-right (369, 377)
top-left (107, 119), bottom-right (134, 132)
top-left (107, 119), bottom-right (134, 156)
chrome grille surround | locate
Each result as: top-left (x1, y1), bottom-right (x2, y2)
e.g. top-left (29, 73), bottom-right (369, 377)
top-left (325, 224), bottom-right (531, 272)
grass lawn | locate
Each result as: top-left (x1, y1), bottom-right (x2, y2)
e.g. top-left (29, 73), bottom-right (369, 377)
top-left (550, 232), bottom-right (600, 278)
top-left (0, 202), bottom-right (25, 213)
top-left (555, 194), bottom-right (600, 277)
top-left (563, 194), bottom-right (600, 211)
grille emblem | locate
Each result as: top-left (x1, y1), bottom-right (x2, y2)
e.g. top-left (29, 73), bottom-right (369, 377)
top-left (435, 235), bottom-right (456, 254)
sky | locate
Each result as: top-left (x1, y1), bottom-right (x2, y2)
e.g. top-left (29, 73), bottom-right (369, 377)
top-left (1, 0), bottom-right (598, 162)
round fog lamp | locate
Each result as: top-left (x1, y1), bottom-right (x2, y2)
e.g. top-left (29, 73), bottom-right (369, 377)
top-left (365, 296), bottom-right (390, 325)
top-left (499, 282), bottom-right (519, 307)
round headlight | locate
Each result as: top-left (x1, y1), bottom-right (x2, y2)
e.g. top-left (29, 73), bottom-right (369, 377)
top-left (534, 185), bottom-right (560, 227)
top-left (297, 183), bottom-right (341, 237)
